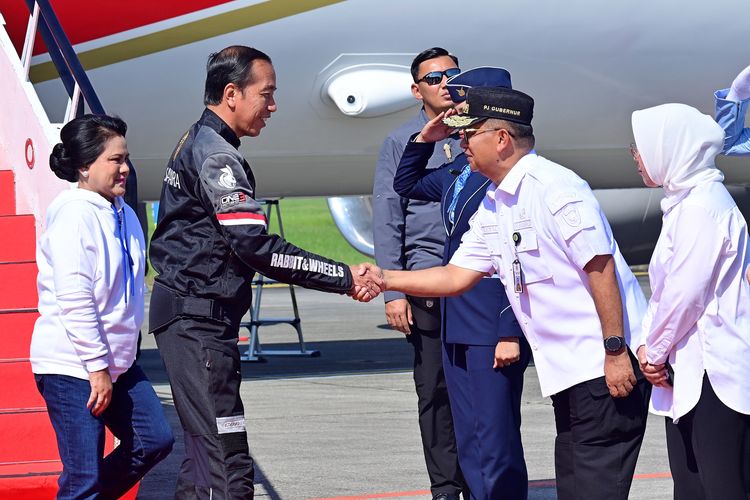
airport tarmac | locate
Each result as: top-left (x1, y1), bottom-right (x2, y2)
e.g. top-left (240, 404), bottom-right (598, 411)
top-left (136, 275), bottom-right (673, 500)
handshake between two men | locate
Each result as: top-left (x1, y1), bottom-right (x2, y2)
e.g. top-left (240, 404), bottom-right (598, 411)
top-left (347, 263), bottom-right (386, 302)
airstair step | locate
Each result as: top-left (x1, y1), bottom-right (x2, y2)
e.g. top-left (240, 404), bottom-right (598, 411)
top-left (0, 311), bottom-right (38, 360)
top-left (0, 361), bottom-right (45, 409)
top-left (0, 410), bottom-right (59, 463)
top-left (0, 171), bottom-right (15, 216)
top-left (0, 262), bottom-right (37, 310)
top-left (0, 215), bottom-right (35, 263)
top-left (0, 461), bottom-right (62, 499)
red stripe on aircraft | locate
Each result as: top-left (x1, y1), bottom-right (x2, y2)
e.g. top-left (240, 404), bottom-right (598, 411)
top-left (4, 0), bottom-right (233, 56)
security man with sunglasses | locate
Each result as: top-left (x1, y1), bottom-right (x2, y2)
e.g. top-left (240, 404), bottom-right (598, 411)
top-left (372, 47), bottom-right (465, 499)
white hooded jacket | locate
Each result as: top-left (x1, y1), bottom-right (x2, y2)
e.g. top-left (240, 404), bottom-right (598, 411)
top-left (30, 188), bottom-right (145, 382)
top-left (632, 103), bottom-right (750, 420)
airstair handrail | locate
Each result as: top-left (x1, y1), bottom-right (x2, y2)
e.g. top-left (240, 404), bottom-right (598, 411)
top-left (22, 0), bottom-right (139, 209)
top-left (24, 0), bottom-right (104, 113)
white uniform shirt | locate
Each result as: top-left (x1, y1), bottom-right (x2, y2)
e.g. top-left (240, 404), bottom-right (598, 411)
top-left (644, 181), bottom-right (750, 419)
top-left (451, 153), bottom-right (647, 396)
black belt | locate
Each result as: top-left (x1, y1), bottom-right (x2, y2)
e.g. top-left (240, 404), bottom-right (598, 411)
top-left (152, 282), bottom-right (229, 323)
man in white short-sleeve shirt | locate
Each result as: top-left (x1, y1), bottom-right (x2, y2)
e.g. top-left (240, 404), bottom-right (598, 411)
top-left (380, 86), bottom-right (651, 500)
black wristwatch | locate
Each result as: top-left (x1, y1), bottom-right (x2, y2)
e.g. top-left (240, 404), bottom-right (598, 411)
top-left (603, 336), bottom-right (626, 353)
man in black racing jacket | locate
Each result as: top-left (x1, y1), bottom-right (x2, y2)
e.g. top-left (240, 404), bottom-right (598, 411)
top-left (149, 46), bottom-right (382, 499)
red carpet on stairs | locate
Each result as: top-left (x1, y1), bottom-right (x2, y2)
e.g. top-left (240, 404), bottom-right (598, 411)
top-left (0, 169), bottom-right (139, 499)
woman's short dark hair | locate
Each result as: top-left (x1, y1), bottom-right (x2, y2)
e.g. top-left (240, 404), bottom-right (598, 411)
top-left (204, 46), bottom-right (272, 105)
top-left (49, 114), bottom-right (127, 182)
top-left (410, 47), bottom-right (459, 82)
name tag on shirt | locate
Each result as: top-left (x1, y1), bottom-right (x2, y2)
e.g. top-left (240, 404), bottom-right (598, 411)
top-left (481, 223), bottom-right (499, 235)
top-left (513, 218), bottom-right (532, 231)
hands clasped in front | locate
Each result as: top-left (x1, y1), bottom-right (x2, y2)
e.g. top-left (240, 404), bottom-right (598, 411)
top-left (636, 345), bottom-right (671, 388)
top-left (347, 263), bottom-right (385, 302)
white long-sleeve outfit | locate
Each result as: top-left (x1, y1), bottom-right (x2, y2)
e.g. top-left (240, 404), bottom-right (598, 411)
top-left (30, 188), bottom-right (145, 383)
top-left (633, 103), bottom-right (750, 421)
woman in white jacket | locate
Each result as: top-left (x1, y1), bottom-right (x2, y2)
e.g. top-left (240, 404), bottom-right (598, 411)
top-left (31, 114), bottom-right (173, 499)
top-left (631, 104), bottom-right (750, 500)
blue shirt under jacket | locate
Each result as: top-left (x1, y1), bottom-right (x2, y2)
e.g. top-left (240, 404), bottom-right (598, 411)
top-left (715, 89), bottom-right (750, 156)
top-left (394, 137), bottom-right (522, 346)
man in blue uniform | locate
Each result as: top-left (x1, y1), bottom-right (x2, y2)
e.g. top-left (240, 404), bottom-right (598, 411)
top-left (372, 47), bottom-right (465, 499)
top-left (393, 67), bottom-right (530, 500)
top-left (714, 64), bottom-right (750, 155)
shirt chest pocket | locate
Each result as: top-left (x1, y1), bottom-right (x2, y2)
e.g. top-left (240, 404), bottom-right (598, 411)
top-left (515, 229), bottom-right (552, 284)
top-left (481, 229), bottom-right (506, 279)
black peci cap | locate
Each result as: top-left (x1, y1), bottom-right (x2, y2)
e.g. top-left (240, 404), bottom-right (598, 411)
top-left (444, 87), bottom-right (534, 128)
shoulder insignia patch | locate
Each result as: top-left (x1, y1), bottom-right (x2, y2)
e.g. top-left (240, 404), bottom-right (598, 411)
top-left (561, 204), bottom-right (581, 227)
top-left (218, 165), bottom-right (237, 189)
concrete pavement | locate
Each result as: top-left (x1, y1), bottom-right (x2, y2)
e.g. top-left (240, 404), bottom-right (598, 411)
top-left (136, 278), bottom-right (672, 499)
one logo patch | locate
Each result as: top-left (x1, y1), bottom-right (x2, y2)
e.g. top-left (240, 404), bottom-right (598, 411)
top-left (561, 204), bottom-right (581, 227)
top-left (218, 165), bottom-right (237, 189)
top-left (220, 192), bottom-right (246, 208)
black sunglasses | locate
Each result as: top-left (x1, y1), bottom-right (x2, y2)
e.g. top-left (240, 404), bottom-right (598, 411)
top-left (417, 68), bottom-right (461, 86)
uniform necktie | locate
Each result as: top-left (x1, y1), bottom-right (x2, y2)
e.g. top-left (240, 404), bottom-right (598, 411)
top-left (448, 164), bottom-right (471, 225)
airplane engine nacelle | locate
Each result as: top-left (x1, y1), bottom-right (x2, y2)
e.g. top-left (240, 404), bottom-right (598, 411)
top-left (324, 65), bottom-right (414, 118)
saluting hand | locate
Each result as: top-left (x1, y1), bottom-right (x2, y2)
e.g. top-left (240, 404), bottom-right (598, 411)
top-left (88, 367), bottom-right (113, 417)
top-left (415, 110), bottom-right (455, 144)
top-left (728, 64), bottom-right (750, 102)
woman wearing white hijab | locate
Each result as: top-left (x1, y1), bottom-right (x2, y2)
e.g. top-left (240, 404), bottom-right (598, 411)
top-left (631, 103), bottom-right (750, 500)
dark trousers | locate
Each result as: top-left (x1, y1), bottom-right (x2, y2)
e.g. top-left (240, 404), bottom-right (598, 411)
top-left (443, 341), bottom-right (530, 500)
top-left (154, 317), bottom-right (254, 500)
top-left (35, 365), bottom-right (174, 500)
top-left (666, 372), bottom-right (750, 500)
top-left (550, 354), bottom-right (651, 500)
top-left (407, 296), bottom-right (465, 497)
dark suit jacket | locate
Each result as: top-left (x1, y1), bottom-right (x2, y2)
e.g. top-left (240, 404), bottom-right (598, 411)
top-left (393, 137), bottom-right (522, 345)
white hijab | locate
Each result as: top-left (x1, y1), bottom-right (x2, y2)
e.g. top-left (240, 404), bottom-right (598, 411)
top-left (631, 103), bottom-right (725, 213)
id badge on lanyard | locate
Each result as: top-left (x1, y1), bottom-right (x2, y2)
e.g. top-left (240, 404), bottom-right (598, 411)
top-left (512, 231), bottom-right (523, 293)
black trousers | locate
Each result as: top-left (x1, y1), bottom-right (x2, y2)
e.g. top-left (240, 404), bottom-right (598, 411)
top-left (666, 372), bottom-right (750, 500)
top-left (550, 353), bottom-right (651, 500)
top-left (154, 317), bottom-right (254, 500)
top-left (407, 296), bottom-right (465, 497)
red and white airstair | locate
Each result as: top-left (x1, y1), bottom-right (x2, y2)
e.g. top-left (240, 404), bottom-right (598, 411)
top-left (0, 4), bottom-right (138, 498)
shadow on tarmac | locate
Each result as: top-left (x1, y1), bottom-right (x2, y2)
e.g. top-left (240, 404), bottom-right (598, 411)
top-left (138, 336), bottom-right (417, 499)
top-left (138, 337), bottom-right (416, 385)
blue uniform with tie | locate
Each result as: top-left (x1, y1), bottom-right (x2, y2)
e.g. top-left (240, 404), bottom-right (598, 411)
top-left (394, 136), bottom-right (530, 500)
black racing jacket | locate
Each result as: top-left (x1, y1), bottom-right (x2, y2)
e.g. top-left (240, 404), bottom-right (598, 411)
top-left (149, 109), bottom-right (353, 329)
